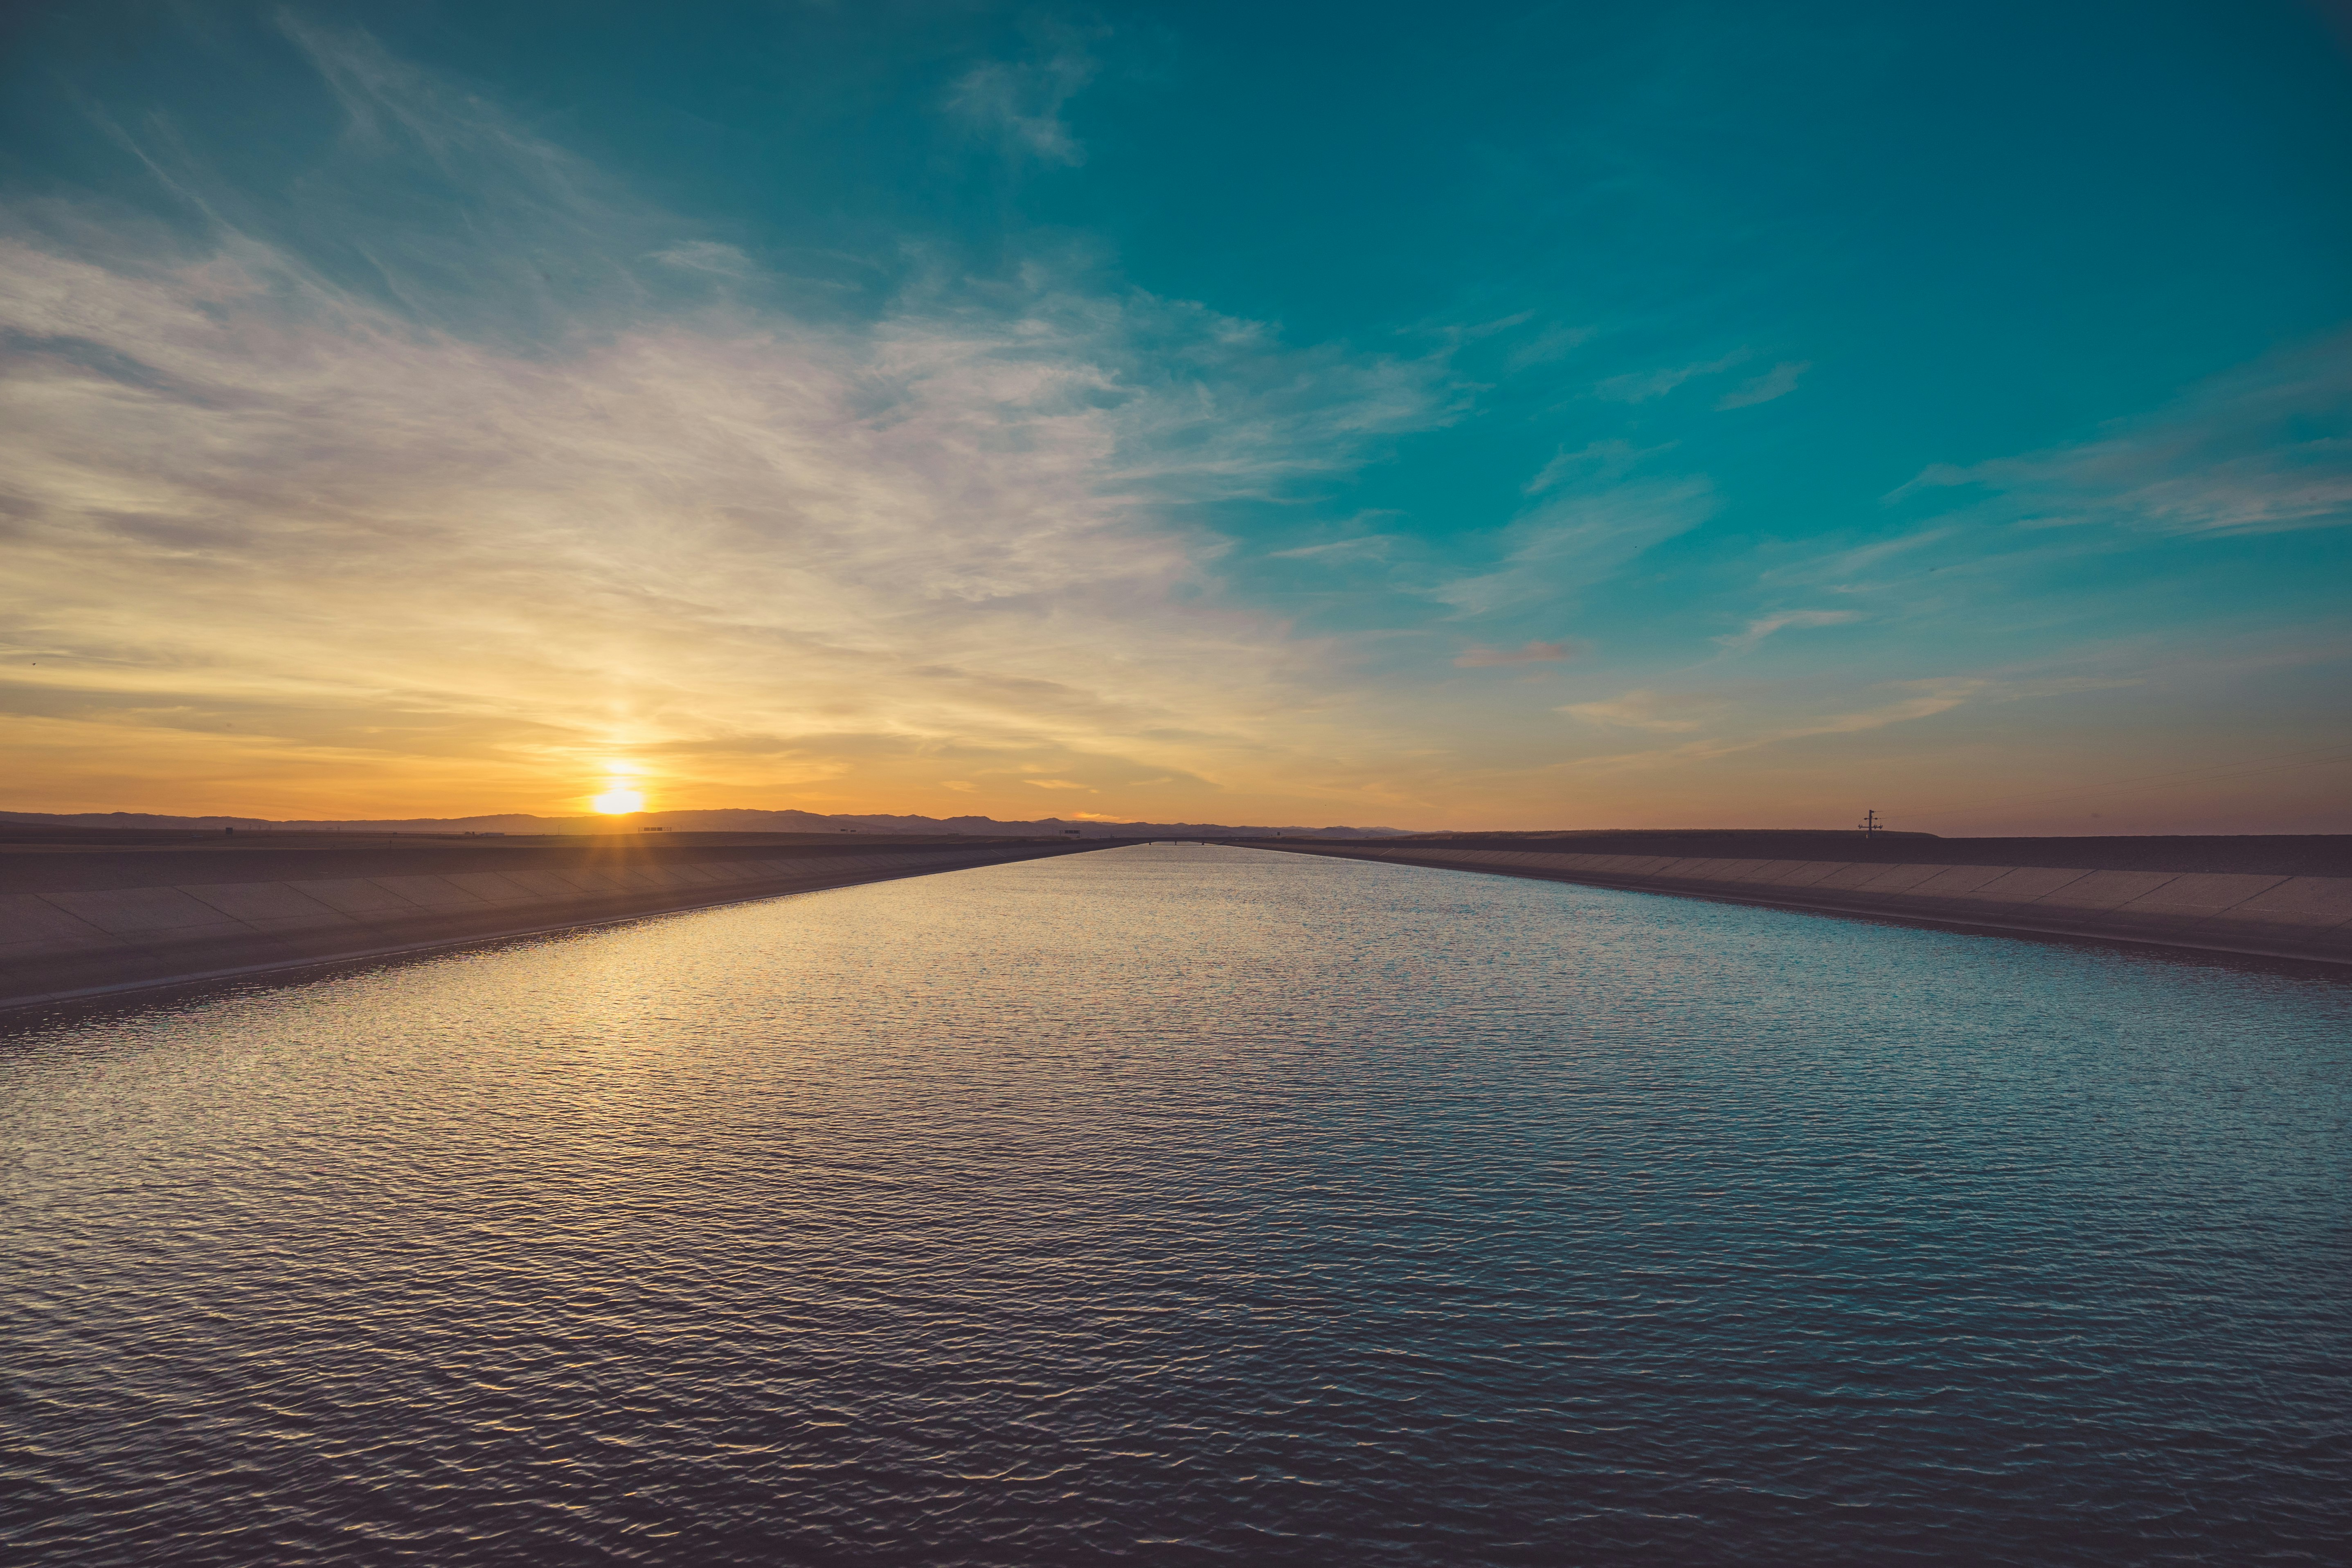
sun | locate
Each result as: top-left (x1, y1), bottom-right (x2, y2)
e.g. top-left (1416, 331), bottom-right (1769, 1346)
top-left (590, 783), bottom-right (646, 815)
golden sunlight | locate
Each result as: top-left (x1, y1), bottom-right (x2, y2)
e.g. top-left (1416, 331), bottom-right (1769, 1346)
top-left (590, 783), bottom-right (646, 814)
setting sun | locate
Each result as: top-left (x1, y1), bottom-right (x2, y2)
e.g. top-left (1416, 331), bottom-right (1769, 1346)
top-left (590, 784), bottom-right (645, 815)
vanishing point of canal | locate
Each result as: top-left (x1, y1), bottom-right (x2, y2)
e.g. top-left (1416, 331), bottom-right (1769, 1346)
top-left (5, 843), bottom-right (2346, 1565)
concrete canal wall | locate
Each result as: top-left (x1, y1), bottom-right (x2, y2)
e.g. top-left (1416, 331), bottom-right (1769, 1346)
top-left (0, 841), bottom-right (1103, 1010)
top-left (1254, 842), bottom-right (2352, 966)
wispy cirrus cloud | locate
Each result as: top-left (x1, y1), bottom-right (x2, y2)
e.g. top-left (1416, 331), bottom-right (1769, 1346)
top-left (1715, 608), bottom-right (1861, 654)
top-left (1523, 437), bottom-right (1672, 495)
top-left (1594, 348), bottom-right (1749, 403)
top-left (1455, 639), bottom-right (1582, 668)
top-left (650, 241), bottom-right (756, 278)
top-left (1267, 525), bottom-right (1401, 562)
top-left (1716, 359), bottom-right (1808, 409)
top-left (1561, 672), bottom-right (2143, 771)
top-left (1504, 322), bottom-right (1594, 371)
top-left (1594, 679), bottom-right (1987, 764)
top-left (947, 44), bottom-right (1096, 166)
top-left (1429, 478), bottom-right (1715, 616)
top-left (1560, 688), bottom-right (1724, 732)
top-left (1560, 679), bottom-right (1989, 768)
top-left (0, 23), bottom-right (1455, 818)
top-left (1891, 331), bottom-right (2352, 536)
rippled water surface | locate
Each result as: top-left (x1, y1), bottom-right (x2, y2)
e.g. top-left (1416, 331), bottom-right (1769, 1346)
top-left (6, 844), bottom-right (2349, 1566)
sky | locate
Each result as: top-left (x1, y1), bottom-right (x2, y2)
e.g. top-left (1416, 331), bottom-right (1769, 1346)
top-left (2, 0), bottom-right (2348, 834)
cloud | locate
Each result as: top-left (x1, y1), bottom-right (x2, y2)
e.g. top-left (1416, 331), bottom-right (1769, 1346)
top-left (1522, 438), bottom-right (1672, 495)
top-left (1889, 332), bottom-right (2352, 535)
top-left (1594, 349), bottom-right (1749, 403)
top-left (0, 30), bottom-right (1458, 818)
top-left (1430, 478), bottom-right (1715, 616)
top-left (1782, 526), bottom-right (1959, 585)
top-left (1566, 679), bottom-right (1986, 766)
top-left (946, 47), bottom-right (1095, 166)
top-left (1024, 778), bottom-right (1091, 790)
top-left (941, 780), bottom-right (977, 792)
top-left (1563, 670), bottom-right (2145, 774)
top-left (1461, 310), bottom-right (1534, 340)
top-left (1716, 360), bottom-right (1808, 410)
top-left (651, 241), bottom-right (754, 278)
top-left (1779, 680), bottom-right (1981, 737)
top-left (1560, 689), bottom-right (1721, 732)
top-left (1504, 322), bottom-right (1594, 371)
top-left (1269, 533), bottom-right (1398, 562)
top-left (1714, 609), bottom-right (1861, 654)
top-left (1455, 639), bottom-right (1581, 668)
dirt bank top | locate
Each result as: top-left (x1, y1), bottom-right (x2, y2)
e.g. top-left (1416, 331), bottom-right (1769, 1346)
top-left (0, 828), bottom-right (1073, 895)
top-left (1315, 831), bottom-right (2352, 878)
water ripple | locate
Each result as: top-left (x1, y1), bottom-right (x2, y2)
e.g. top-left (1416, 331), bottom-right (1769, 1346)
top-left (4, 844), bottom-right (2347, 1565)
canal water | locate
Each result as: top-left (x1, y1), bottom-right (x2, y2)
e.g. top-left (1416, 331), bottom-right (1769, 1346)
top-left (5, 844), bottom-right (2346, 1565)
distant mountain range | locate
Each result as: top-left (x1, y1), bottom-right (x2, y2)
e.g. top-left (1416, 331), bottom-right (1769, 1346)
top-left (0, 808), bottom-right (1413, 840)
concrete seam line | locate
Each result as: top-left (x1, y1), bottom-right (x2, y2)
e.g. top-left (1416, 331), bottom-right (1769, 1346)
top-left (22, 892), bottom-right (131, 949)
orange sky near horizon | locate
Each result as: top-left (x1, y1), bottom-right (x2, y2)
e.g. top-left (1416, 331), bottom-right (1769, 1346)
top-left (9, 694), bottom-right (2348, 836)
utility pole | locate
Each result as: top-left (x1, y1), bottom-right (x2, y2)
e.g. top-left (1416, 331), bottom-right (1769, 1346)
top-left (1858, 809), bottom-right (1882, 837)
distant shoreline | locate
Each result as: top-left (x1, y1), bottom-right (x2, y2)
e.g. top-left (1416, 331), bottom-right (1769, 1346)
top-left (0, 808), bottom-right (1413, 841)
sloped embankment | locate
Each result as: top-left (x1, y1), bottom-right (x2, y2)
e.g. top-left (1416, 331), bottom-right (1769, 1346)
top-left (1251, 843), bottom-right (2352, 965)
top-left (0, 842), bottom-right (1102, 1010)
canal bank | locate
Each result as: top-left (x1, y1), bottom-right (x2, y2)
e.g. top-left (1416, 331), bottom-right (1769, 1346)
top-left (1246, 839), bottom-right (2352, 967)
top-left (0, 835), bottom-right (1110, 1010)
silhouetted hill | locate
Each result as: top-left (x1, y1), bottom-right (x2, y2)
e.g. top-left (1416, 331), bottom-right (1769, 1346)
top-left (0, 808), bottom-right (1411, 841)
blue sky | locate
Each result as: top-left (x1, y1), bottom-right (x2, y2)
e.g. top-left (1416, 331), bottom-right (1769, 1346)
top-left (2, 0), bottom-right (2347, 830)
